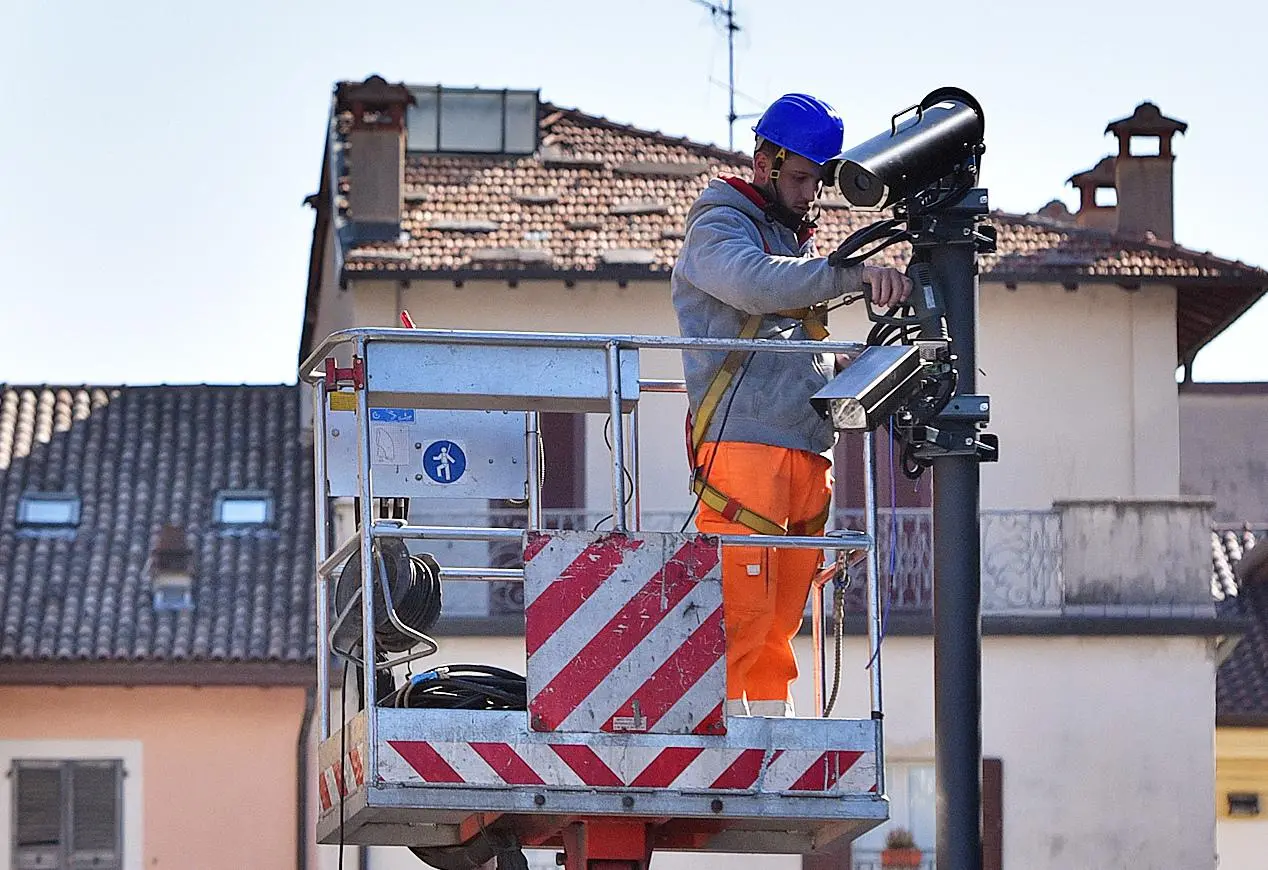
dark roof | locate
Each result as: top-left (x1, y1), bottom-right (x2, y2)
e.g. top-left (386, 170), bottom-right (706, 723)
top-left (1214, 527), bottom-right (1268, 723)
top-left (0, 385), bottom-right (315, 676)
top-left (301, 93), bottom-right (1267, 363)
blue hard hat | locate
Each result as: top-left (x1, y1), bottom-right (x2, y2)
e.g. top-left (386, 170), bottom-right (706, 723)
top-left (752, 93), bottom-right (845, 167)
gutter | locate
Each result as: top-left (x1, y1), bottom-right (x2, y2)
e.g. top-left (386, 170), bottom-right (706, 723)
top-left (297, 685), bottom-right (316, 870)
top-left (336, 265), bottom-right (671, 287)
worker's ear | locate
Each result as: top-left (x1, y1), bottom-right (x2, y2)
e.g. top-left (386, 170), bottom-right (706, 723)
top-left (753, 150), bottom-right (771, 183)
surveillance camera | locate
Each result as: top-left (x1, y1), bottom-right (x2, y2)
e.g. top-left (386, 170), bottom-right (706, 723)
top-left (811, 345), bottom-right (924, 432)
top-left (828, 87), bottom-right (985, 211)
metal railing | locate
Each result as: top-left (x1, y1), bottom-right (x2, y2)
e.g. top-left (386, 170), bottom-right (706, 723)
top-left (427, 504), bottom-right (1223, 617)
top-left (300, 326), bottom-right (886, 790)
top-left (412, 506), bottom-right (1066, 615)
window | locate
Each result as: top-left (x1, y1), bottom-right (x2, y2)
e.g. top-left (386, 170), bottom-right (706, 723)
top-left (152, 585), bottom-right (192, 612)
top-left (214, 491), bottom-right (274, 526)
top-left (405, 87), bottom-right (538, 155)
top-left (17, 493), bottom-right (80, 527)
top-left (12, 759), bottom-right (123, 870)
top-left (1228, 791), bottom-right (1261, 817)
top-left (841, 759), bottom-right (1003, 870)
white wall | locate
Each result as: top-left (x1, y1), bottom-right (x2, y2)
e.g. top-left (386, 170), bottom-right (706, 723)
top-left (1180, 387), bottom-right (1268, 522)
top-left (978, 281), bottom-right (1179, 508)
top-left (794, 633), bottom-right (1216, 870)
top-left (1218, 816), bottom-right (1268, 870)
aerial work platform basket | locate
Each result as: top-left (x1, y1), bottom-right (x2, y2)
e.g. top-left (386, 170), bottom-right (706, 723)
top-left (300, 326), bottom-right (892, 868)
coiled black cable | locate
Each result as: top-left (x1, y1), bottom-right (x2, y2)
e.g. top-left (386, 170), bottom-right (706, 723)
top-left (333, 539), bottom-right (443, 654)
top-left (389, 664), bottom-right (527, 711)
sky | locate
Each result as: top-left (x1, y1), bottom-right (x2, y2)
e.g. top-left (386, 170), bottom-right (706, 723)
top-left (1, 0), bottom-right (1265, 386)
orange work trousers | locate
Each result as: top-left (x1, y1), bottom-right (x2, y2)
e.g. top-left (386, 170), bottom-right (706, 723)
top-left (694, 441), bottom-right (832, 713)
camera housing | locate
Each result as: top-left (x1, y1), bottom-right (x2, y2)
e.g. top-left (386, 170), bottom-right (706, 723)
top-left (827, 87), bottom-right (985, 211)
top-left (811, 345), bottom-right (924, 432)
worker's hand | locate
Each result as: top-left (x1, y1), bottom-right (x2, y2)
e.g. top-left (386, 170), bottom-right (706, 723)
top-left (861, 265), bottom-right (912, 308)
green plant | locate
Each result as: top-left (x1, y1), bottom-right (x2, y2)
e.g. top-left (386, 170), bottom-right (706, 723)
top-left (884, 827), bottom-right (918, 850)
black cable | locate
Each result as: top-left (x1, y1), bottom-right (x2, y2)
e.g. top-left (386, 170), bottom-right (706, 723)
top-left (391, 664), bottom-right (527, 711)
top-left (920, 177), bottom-right (974, 213)
top-left (828, 218), bottom-right (904, 260)
top-left (592, 416), bottom-right (636, 531)
top-left (828, 230), bottom-right (913, 269)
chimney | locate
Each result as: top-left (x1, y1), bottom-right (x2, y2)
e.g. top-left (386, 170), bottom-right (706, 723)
top-left (1035, 199), bottom-right (1075, 223)
top-left (334, 75), bottom-right (415, 239)
top-left (1067, 156), bottom-right (1118, 232)
top-left (1105, 102), bottom-right (1187, 241)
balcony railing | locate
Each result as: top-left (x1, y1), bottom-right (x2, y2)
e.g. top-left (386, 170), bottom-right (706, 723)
top-left (411, 498), bottom-right (1215, 619)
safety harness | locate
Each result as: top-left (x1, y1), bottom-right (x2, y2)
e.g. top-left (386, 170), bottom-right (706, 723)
top-left (686, 181), bottom-right (833, 537)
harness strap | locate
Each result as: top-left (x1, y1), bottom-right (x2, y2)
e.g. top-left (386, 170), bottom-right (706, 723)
top-left (690, 474), bottom-right (831, 536)
top-left (689, 313), bottom-right (763, 452)
top-left (776, 303), bottom-right (829, 340)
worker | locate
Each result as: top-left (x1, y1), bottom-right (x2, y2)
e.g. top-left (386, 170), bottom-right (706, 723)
top-left (672, 93), bottom-right (911, 717)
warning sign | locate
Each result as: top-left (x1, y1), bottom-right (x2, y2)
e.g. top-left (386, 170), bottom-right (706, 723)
top-left (423, 440), bottom-right (466, 484)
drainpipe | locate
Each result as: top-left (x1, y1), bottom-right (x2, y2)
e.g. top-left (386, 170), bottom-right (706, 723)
top-left (297, 685), bottom-right (316, 870)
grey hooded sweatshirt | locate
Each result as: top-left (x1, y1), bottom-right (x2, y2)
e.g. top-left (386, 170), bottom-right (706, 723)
top-left (672, 177), bottom-right (865, 457)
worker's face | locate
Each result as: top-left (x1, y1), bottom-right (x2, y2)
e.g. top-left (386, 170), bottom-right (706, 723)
top-left (754, 149), bottom-right (824, 216)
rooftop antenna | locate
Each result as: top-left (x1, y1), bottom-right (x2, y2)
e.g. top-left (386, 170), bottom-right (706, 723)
top-left (691, 0), bottom-right (744, 150)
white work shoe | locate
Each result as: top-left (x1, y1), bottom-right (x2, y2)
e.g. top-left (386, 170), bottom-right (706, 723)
top-left (747, 699), bottom-right (795, 717)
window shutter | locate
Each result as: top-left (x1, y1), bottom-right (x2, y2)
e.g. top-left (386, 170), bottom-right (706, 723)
top-left (982, 756), bottom-right (1004, 870)
top-left (14, 762), bottom-right (63, 868)
top-left (69, 760), bottom-right (122, 870)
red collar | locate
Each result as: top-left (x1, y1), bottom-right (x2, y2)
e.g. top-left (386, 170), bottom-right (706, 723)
top-left (721, 176), bottom-right (816, 246)
top-left (723, 176), bottom-right (770, 210)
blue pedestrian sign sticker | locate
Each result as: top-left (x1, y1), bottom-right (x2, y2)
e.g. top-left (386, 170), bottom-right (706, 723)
top-left (423, 440), bottom-right (466, 484)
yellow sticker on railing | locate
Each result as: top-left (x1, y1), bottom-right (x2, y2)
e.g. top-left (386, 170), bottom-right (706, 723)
top-left (329, 392), bottom-right (357, 411)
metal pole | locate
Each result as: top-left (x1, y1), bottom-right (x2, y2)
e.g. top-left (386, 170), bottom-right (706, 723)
top-left (354, 338), bottom-right (380, 777)
top-left (526, 411), bottom-right (542, 530)
top-left (863, 429), bottom-right (886, 798)
top-left (628, 404), bottom-right (642, 531)
top-left (606, 341), bottom-right (628, 531)
top-left (439, 567), bottom-right (524, 581)
top-left (864, 431), bottom-right (883, 718)
top-left (726, 0), bottom-right (736, 151)
top-left (812, 579), bottom-right (825, 716)
top-left (298, 328), bottom-right (867, 383)
top-left (927, 192), bottom-right (986, 870)
top-left (312, 382), bottom-right (332, 740)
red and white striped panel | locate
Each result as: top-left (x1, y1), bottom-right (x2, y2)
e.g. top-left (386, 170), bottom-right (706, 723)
top-left (318, 744), bottom-right (366, 813)
top-left (386, 739), bottom-right (872, 794)
top-left (524, 531), bottom-right (725, 735)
